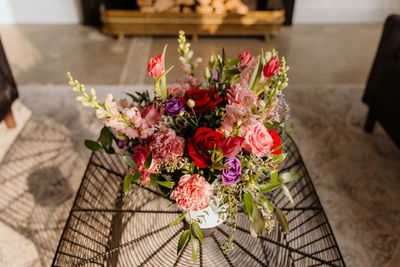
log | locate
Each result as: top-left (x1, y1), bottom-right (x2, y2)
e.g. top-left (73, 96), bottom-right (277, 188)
top-left (195, 5), bottom-right (213, 14)
top-left (177, 0), bottom-right (195, 5)
top-left (4, 110), bottom-right (16, 129)
top-left (235, 3), bottom-right (249, 15)
top-left (182, 6), bottom-right (194, 13)
top-left (137, 0), bottom-right (153, 7)
top-left (168, 5), bottom-right (181, 13)
top-left (140, 6), bottom-right (156, 13)
top-left (154, 0), bottom-right (175, 13)
top-left (225, 0), bottom-right (241, 11)
top-left (197, 0), bottom-right (211, 6)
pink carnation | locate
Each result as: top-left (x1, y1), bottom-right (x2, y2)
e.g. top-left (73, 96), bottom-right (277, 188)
top-left (244, 122), bottom-right (273, 157)
top-left (131, 144), bottom-right (158, 183)
top-left (171, 174), bottom-right (213, 211)
top-left (227, 84), bottom-right (258, 109)
top-left (150, 128), bottom-right (185, 163)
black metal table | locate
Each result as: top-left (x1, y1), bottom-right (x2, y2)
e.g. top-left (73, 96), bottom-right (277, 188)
top-left (52, 135), bottom-right (345, 267)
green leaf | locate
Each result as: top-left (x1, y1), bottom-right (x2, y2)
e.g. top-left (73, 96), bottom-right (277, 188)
top-left (157, 180), bottom-right (175, 189)
top-left (259, 182), bottom-right (281, 193)
top-left (275, 207), bottom-right (290, 234)
top-left (177, 230), bottom-right (191, 255)
top-left (150, 173), bottom-right (157, 188)
top-left (99, 126), bottom-right (113, 149)
top-left (248, 56), bottom-right (263, 91)
top-left (144, 151), bottom-right (152, 170)
top-left (280, 184), bottom-right (294, 207)
top-left (84, 140), bottom-right (102, 151)
top-left (259, 196), bottom-right (274, 212)
top-left (192, 222), bottom-right (203, 243)
top-left (250, 206), bottom-right (265, 237)
top-left (121, 155), bottom-right (138, 169)
top-left (223, 69), bottom-right (241, 75)
top-left (132, 170), bottom-right (141, 180)
top-left (270, 170), bottom-right (278, 184)
top-left (243, 192), bottom-right (254, 221)
top-left (104, 146), bottom-right (115, 154)
top-left (123, 174), bottom-right (133, 195)
top-left (170, 212), bottom-right (187, 227)
top-left (225, 57), bottom-right (242, 67)
top-left (279, 172), bottom-right (298, 183)
top-left (190, 235), bottom-right (199, 263)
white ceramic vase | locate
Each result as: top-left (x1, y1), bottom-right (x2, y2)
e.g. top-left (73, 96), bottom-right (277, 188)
top-left (184, 198), bottom-right (227, 229)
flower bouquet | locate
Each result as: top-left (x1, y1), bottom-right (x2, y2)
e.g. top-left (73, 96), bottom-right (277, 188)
top-left (69, 31), bottom-right (297, 262)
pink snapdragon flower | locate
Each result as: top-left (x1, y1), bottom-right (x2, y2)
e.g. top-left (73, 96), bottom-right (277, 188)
top-left (171, 174), bottom-right (213, 211)
top-left (244, 122), bottom-right (273, 157)
top-left (227, 84), bottom-right (258, 109)
top-left (177, 75), bottom-right (199, 90)
top-left (220, 103), bottom-right (258, 136)
top-left (131, 144), bottom-right (158, 183)
top-left (150, 128), bottom-right (185, 163)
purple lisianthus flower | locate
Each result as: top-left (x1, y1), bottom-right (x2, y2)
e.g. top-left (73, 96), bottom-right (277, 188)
top-left (165, 98), bottom-right (184, 117)
top-left (117, 139), bottom-right (129, 148)
top-left (221, 157), bottom-right (241, 185)
top-left (213, 69), bottom-right (219, 81)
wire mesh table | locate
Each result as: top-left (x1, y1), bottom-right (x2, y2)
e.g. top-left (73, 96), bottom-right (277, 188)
top-left (52, 134), bottom-right (346, 267)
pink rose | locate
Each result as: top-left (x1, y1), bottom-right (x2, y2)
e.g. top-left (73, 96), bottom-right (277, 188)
top-left (141, 104), bottom-right (164, 126)
top-left (167, 84), bottom-right (186, 98)
top-left (263, 56), bottom-right (280, 79)
top-left (131, 144), bottom-right (158, 183)
top-left (238, 51), bottom-right (253, 71)
top-left (171, 174), bottom-right (213, 211)
top-left (227, 84), bottom-right (258, 109)
top-left (147, 54), bottom-right (164, 78)
top-left (221, 136), bottom-right (245, 158)
top-left (244, 122), bottom-right (273, 157)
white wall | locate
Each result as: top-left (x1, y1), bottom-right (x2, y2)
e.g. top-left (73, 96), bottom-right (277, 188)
top-left (0, 0), bottom-right (81, 24)
top-left (293, 0), bottom-right (400, 24)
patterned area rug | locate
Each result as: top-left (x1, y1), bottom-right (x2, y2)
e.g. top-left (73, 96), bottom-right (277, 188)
top-left (0, 84), bottom-right (398, 266)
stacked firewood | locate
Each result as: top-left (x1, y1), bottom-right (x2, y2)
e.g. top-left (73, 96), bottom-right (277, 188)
top-left (137, 0), bottom-right (250, 14)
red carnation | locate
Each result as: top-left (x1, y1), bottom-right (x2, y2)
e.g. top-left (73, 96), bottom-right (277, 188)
top-left (269, 130), bottom-right (282, 155)
top-left (187, 127), bottom-right (224, 168)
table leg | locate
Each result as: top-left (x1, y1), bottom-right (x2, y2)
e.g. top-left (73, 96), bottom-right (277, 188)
top-left (4, 110), bottom-right (16, 128)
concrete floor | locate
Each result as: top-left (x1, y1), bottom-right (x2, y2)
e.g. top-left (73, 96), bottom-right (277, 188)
top-left (1, 24), bottom-right (399, 267)
top-left (0, 24), bottom-right (381, 86)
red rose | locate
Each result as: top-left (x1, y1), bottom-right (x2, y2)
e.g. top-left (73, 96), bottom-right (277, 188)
top-left (269, 130), bottom-right (281, 155)
top-left (188, 127), bottom-right (224, 168)
top-left (148, 54), bottom-right (164, 78)
top-left (180, 88), bottom-right (223, 114)
top-left (221, 136), bottom-right (245, 158)
top-left (263, 56), bottom-right (280, 79)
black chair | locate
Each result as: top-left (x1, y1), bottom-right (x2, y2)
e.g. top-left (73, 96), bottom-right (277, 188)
top-left (0, 36), bottom-right (18, 128)
top-left (363, 14), bottom-right (400, 148)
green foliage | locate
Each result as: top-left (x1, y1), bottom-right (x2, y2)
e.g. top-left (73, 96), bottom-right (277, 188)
top-left (170, 212), bottom-right (187, 227)
top-left (192, 222), bottom-right (203, 243)
top-left (244, 192), bottom-right (254, 221)
top-left (121, 155), bottom-right (138, 169)
top-left (275, 207), bottom-right (290, 234)
top-left (144, 152), bottom-right (153, 170)
top-left (123, 171), bottom-right (141, 195)
top-left (84, 140), bottom-right (102, 151)
top-left (156, 180), bottom-right (175, 189)
top-left (177, 230), bottom-right (191, 255)
top-left (279, 172), bottom-right (298, 183)
top-left (100, 126), bottom-right (114, 150)
top-left (250, 206), bottom-right (265, 237)
top-left (190, 235), bottom-right (199, 263)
